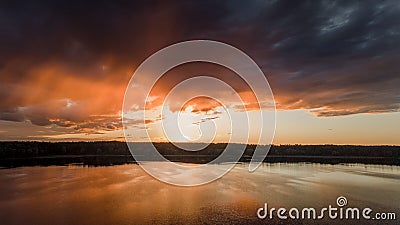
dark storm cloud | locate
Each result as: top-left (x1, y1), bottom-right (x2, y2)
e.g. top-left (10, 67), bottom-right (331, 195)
top-left (219, 0), bottom-right (400, 116)
top-left (0, 0), bottom-right (399, 132)
top-left (4, 0), bottom-right (397, 71)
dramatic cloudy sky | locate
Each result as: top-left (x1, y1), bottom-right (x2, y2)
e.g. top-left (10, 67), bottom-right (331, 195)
top-left (0, 0), bottom-right (399, 144)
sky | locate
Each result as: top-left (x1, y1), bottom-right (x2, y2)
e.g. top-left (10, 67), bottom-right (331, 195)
top-left (0, 0), bottom-right (399, 144)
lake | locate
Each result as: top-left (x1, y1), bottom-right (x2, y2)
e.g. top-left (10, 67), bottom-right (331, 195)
top-left (0, 163), bottom-right (399, 224)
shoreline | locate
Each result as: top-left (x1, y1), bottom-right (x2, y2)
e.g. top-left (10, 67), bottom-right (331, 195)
top-left (1, 142), bottom-right (399, 168)
top-left (1, 154), bottom-right (398, 168)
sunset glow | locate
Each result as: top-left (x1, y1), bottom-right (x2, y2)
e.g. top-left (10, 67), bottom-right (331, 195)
top-left (0, 1), bottom-right (399, 145)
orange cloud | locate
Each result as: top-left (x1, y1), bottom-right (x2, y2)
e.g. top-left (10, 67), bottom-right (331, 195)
top-left (0, 63), bottom-right (130, 133)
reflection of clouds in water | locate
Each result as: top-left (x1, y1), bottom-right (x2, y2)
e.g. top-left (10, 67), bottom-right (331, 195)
top-left (107, 175), bottom-right (148, 190)
top-left (4, 173), bottom-right (27, 178)
top-left (143, 162), bottom-right (230, 186)
top-left (0, 163), bottom-right (399, 224)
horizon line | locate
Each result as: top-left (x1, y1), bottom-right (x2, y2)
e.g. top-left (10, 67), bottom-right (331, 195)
top-left (0, 140), bottom-right (399, 147)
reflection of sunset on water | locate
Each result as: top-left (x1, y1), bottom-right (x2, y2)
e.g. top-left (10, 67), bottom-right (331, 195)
top-left (0, 163), bottom-right (399, 224)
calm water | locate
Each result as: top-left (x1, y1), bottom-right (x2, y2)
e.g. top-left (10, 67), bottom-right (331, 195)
top-left (0, 163), bottom-right (399, 224)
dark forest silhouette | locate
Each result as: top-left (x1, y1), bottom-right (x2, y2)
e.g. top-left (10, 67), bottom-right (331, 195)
top-left (0, 141), bottom-right (398, 168)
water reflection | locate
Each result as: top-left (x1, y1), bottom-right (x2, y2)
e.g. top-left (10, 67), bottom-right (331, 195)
top-left (0, 163), bottom-right (399, 224)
